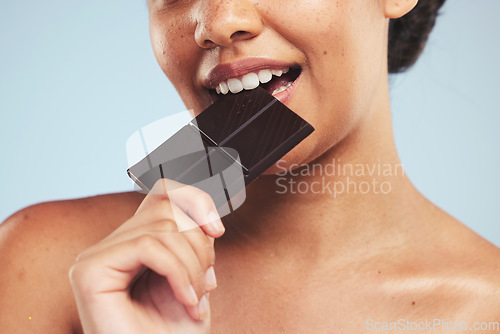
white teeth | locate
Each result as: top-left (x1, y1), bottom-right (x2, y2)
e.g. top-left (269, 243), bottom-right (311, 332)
top-left (227, 78), bottom-right (243, 94)
top-left (272, 86), bottom-right (287, 95)
top-left (241, 73), bottom-right (260, 90)
top-left (214, 66), bottom-right (293, 94)
top-left (271, 81), bottom-right (293, 95)
top-left (271, 69), bottom-right (283, 77)
top-left (219, 81), bottom-right (229, 94)
top-left (258, 69), bottom-right (272, 83)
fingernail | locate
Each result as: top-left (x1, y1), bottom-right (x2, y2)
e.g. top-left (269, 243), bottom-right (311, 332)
top-left (207, 211), bottom-right (224, 232)
top-left (205, 266), bottom-right (217, 290)
top-left (198, 294), bottom-right (209, 320)
top-left (188, 284), bottom-right (199, 305)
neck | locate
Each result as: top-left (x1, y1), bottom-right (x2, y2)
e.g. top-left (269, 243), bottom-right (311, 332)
top-left (219, 81), bottom-right (427, 263)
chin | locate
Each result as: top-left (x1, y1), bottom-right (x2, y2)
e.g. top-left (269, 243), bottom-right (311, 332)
top-left (260, 139), bottom-right (317, 176)
top-left (262, 129), bottom-right (342, 178)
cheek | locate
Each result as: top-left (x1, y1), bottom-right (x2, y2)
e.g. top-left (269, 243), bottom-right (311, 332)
top-left (274, 0), bottom-right (381, 109)
top-left (264, 0), bottom-right (386, 167)
top-left (149, 16), bottom-right (200, 103)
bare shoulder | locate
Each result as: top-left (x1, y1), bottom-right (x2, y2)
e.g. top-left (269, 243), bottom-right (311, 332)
top-left (437, 228), bottom-right (500, 330)
top-left (0, 192), bottom-right (145, 334)
top-left (367, 211), bottom-right (500, 332)
top-left (451, 223), bottom-right (500, 319)
top-left (415, 211), bottom-right (500, 320)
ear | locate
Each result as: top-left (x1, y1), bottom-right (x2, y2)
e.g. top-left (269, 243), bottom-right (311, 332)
top-left (384, 0), bottom-right (418, 19)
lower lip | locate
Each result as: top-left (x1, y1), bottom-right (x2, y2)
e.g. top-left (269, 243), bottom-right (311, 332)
top-left (271, 72), bottom-right (301, 106)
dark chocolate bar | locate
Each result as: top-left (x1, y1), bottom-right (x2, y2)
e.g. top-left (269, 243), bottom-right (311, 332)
top-left (127, 86), bottom-right (314, 214)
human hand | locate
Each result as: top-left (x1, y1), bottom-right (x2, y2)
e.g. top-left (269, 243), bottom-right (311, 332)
top-left (69, 178), bottom-right (225, 334)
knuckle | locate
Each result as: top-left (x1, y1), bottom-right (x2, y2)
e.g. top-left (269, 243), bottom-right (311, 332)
top-left (192, 269), bottom-right (206, 290)
top-left (198, 190), bottom-right (215, 208)
top-left (206, 244), bottom-right (216, 266)
top-left (197, 237), bottom-right (216, 266)
top-left (169, 259), bottom-right (188, 283)
top-left (152, 178), bottom-right (171, 194)
top-left (155, 192), bottom-right (171, 203)
top-left (68, 259), bottom-right (92, 288)
top-left (176, 263), bottom-right (190, 283)
top-left (186, 185), bottom-right (214, 206)
top-left (156, 196), bottom-right (173, 209)
top-left (151, 200), bottom-right (174, 220)
top-left (165, 217), bottom-right (179, 229)
top-left (74, 249), bottom-right (88, 263)
top-left (166, 256), bottom-right (180, 271)
top-left (135, 234), bottom-right (158, 251)
top-left (151, 218), bottom-right (178, 232)
top-left (68, 262), bottom-right (81, 283)
top-left (71, 247), bottom-right (96, 270)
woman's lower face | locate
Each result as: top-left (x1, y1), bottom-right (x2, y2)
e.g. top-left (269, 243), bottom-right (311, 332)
top-left (147, 0), bottom-right (392, 172)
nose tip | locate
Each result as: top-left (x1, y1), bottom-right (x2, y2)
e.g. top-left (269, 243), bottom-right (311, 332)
top-left (194, 0), bottom-right (263, 48)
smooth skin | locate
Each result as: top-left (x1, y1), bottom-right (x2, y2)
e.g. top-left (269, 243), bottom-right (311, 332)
top-left (1, 0), bottom-right (500, 333)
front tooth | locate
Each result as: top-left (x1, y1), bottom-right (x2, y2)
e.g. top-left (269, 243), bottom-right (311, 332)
top-left (272, 69), bottom-right (283, 77)
top-left (241, 73), bottom-right (260, 90)
top-left (227, 78), bottom-right (243, 93)
top-left (219, 81), bottom-right (229, 94)
top-left (258, 69), bottom-right (272, 83)
top-left (215, 85), bottom-right (221, 94)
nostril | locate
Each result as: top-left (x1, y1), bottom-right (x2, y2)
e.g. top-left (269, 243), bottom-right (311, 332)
top-left (202, 39), bottom-right (217, 48)
top-left (230, 30), bottom-right (252, 40)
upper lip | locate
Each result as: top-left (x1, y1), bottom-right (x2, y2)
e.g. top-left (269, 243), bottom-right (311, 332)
top-left (203, 57), bottom-right (297, 90)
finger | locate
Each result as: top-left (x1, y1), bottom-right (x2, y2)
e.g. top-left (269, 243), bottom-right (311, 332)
top-left (146, 219), bottom-right (208, 297)
top-left (78, 213), bottom-right (178, 259)
top-left (70, 235), bottom-right (200, 308)
top-left (82, 205), bottom-right (215, 279)
top-left (169, 206), bottom-right (217, 292)
top-left (98, 198), bottom-right (196, 247)
top-left (184, 292), bottom-right (210, 321)
top-left (145, 271), bottom-right (211, 323)
top-left (168, 185), bottom-right (224, 236)
top-left (171, 205), bottom-right (217, 290)
top-left (150, 205), bottom-right (216, 293)
top-left (136, 178), bottom-right (225, 237)
top-left (83, 209), bottom-right (216, 295)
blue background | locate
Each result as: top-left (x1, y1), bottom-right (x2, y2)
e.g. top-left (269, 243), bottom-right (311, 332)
top-left (1, 0), bottom-right (499, 246)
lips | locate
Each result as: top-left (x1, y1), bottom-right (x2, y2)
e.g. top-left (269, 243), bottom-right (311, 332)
top-left (202, 58), bottom-right (302, 104)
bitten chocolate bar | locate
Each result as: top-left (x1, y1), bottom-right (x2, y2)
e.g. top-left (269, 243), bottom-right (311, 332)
top-left (127, 86), bottom-right (314, 214)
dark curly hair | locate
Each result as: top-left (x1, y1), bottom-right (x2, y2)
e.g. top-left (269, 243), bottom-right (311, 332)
top-left (388, 0), bottom-right (446, 73)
